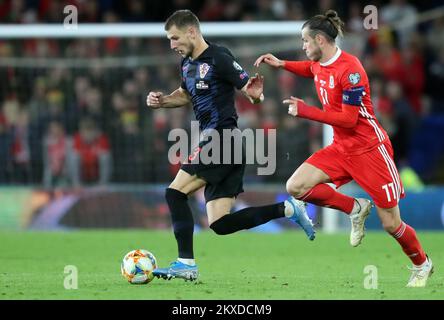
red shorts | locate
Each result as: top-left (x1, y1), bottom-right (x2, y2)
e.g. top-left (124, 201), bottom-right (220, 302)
top-left (305, 141), bottom-right (405, 208)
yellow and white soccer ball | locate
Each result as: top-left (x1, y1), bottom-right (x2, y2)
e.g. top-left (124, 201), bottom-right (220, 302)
top-left (121, 249), bottom-right (157, 284)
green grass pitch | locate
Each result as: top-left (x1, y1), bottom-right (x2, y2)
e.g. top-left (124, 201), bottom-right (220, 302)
top-left (0, 230), bottom-right (442, 300)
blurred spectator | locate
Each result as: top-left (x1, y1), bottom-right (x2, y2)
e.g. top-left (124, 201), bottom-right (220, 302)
top-left (10, 109), bottom-right (31, 183)
top-left (425, 16), bottom-right (444, 53)
top-left (371, 39), bottom-right (404, 83)
top-left (199, 0), bottom-right (225, 21)
top-left (78, 0), bottom-right (99, 23)
top-left (346, 2), bottom-right (364, 33)
top-left (381, 0), bottom-right (418, 49)
top-left (222, 0), bottom-right (243, 21)
top-left (384, 81), bottom-right (416, 163)
top-left (0, 113), bottom-right (12, 182)
top-left (40, 0), bottom-right (65, 23)
top-left (252, 0), bottom-right (278, 21)
top-left (112, 109), bottom-right (145, 183)
top-left (400, 36), bottom-right (425, 114)
top-left (317, 0), bottom-right (336, 16)
top-left (28, 77), bottom-right (48, 123)
top-left (71, 118), bottom-right (112, 186)
top-left (0, 0), bottom-right (26, 23)
top-left (285, 1), bottom-right (305, 20)
top-left (122, 0), bottom-right (147, 22)
top-left (426, 47), bottom-right (444, 113)
top-left (42, 121), bottom-right (71, 188)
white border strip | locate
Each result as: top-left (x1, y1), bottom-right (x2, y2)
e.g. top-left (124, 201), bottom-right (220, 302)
top-left (0, 22), bottom-right (304, 39)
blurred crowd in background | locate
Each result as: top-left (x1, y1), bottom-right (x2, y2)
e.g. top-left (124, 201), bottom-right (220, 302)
top-left (0, 0), bottom-right (444, 188)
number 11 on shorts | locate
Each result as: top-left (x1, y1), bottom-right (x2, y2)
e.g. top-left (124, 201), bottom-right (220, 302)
top-left (382, 182), bottom-right (397, 203)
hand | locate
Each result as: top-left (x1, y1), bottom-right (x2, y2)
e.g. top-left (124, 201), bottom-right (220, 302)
top-left (254, 53), bottom-right (284, 68)
top-left (246, 73), bottom-right (264, 101)
top-left (283, 96), bottom-right (304, 116)
top-left (146, 91), bottom-right (163, 108)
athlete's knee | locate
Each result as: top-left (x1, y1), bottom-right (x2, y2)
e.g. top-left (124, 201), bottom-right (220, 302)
top-left (165, 187), bottom-right (187, 204)
top-left (382, 220), bottom-right (400, 234)
top-left (209, 217), bottom-right (230, 235)
top-left (377, 206), bottom-right (402, 233)
top-left (380, 214), bottom-right (401, 233)
top-left (286, 179), bottom-right (310, 198)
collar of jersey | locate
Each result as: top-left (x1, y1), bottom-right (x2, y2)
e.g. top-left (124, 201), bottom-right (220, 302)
top-left (189, 40), bottom-right (212, 62)
top-left (320, 46), bottom-right (342, 67)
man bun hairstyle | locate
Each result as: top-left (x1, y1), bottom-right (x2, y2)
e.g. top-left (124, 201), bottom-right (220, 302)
top-left (165, 9), bottom-right (201, 32)
top-left (302, 9), bottom-right (345, 42)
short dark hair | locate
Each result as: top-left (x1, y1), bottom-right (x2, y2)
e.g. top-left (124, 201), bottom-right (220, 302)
top-left (302, 10), bottom-right (345, 42)
top-left (165, 10), bottom-right (200, 31)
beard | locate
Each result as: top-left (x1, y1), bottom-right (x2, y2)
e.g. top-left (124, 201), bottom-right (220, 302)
top-left (182, 43), bottom-right (194, 58)
top-left (308, 46), bottom-right (322, 61)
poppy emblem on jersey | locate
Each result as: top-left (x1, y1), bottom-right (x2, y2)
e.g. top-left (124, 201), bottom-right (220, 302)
top-left (329, 75), bottom-right (335, 88)
top-left (233, 61), bottom-right (243, 71)
top-left (199, 63), bottom-right (210, 79)
top-left (348, 73), bottom-right (361, 85)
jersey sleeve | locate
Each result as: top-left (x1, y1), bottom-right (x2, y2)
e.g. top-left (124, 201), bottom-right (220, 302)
top-left (180, 59), bottom-right (187, 90)
top-left (214, 51), bottom-right (249, 90)
top-left (340, 63), bottom-right (366, 107)
top-left (283, 60), bottom-right (314, 78)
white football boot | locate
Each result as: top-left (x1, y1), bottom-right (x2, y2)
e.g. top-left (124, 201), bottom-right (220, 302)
top-left (406, 256), bottom-right (434, 288)
top-left (349, 198), bottom-right (373, 247)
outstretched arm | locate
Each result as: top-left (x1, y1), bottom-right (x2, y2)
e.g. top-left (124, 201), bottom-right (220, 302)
top-left (283, 96), bottom-right (359, 129)
top-left (146, 87), bottom-right (191, 109)
top-left (282, 61), bottom-right (314, 78)
top-left (254, 53), bottom-right (313, 78)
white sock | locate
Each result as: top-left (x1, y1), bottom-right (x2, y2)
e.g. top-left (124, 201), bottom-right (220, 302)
top-left (178, 258), bottom-right (196, 266)
top-left (284, 200), bottom-right (293, 217)
top-left (415, 257), bottom-right (429, 268)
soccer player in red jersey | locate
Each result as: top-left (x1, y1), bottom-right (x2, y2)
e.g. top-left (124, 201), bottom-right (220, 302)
top-left (255, 10), bottom-right (433, 287)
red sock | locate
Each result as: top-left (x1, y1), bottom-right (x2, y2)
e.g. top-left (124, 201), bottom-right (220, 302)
top-left (391, 221), bottom-right (427, 266)
top-left (297, 183), bottom-right (355, 214)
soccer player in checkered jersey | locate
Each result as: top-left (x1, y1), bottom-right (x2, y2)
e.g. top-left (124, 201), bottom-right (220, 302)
top-left (146, 10), bottom-right (315, 282)
top-left (255, 10), bottom-right (433, 287)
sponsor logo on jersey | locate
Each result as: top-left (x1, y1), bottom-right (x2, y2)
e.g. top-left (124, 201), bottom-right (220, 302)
top-left (348, 72), bottom-right (361, 85)
top-left (233, 61), bottom-right (243, 71)
top-left (320, 79), bottom-right (326, 87)
top-left (196, 80), bottom-right (209, 90)
top-left (199, 63), bottom-right (210, 78)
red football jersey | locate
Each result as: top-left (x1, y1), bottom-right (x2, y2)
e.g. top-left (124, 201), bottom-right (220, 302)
top-left (290, 48), bottom-right (389, 155)
top-left (73, 133), bottom-right (110, 182)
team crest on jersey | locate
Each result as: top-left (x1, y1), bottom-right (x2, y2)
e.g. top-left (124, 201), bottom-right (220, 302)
top-left (348, 73), bottom-right (361, 85)
top-left (233, 61), bottom-right (243, 71)
top-left (329, 75), bottom-right (335, 88)
top-left (199, 63), bottom-right (210, 78)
